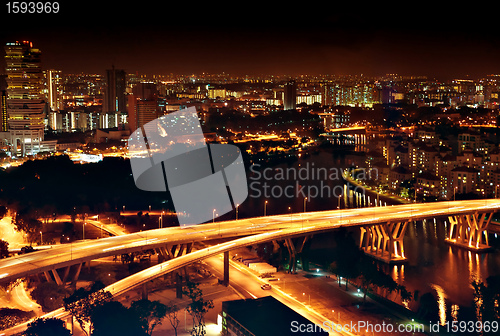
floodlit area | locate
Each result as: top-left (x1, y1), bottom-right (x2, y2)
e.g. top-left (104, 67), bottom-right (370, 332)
top-left (0, 216), bottom-right (26, 249)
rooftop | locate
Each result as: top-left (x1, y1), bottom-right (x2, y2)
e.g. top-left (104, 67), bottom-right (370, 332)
top-left (222, 296), bottom-right (328, 336)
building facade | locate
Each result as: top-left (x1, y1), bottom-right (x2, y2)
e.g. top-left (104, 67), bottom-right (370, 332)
top-left (3, 41), bottom-right (46, 156)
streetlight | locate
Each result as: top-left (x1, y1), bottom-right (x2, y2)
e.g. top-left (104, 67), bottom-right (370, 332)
top-left (303, 197), bottom-right (308, 212)
top-left (264, 200), bottom-right (268, 216)
top-left (236, 204), bottom-right (239, 220)
top-left (67, 237), bottom-right (72, 260)
top-left (213, 209), bottom-right (216, 223)
top-left (303, 292), bottom-right (310, 305)
top-left (83, 222), bottom-right (86, 240)
top-left (288, 206), bottom-right (292, 226)
top-left (39, 231), bottom-right (42, 245)
top-left (149, 205), bottom-right (151, 212)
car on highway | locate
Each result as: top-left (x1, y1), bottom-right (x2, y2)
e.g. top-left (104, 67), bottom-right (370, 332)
top-left (261, 284), bottom-right (272, 290)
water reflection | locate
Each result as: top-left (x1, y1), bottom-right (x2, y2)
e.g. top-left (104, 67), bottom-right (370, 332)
top-left (431, 284), bottom-right (447, 326)
top-left (241, 150), bottom-right (500, 326)
top-left (398, 216), bottom-right (499, 325)
top-left (451, 304), bottom-right (459, 321)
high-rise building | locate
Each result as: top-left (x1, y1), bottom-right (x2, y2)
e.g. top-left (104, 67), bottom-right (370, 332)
top-left (127, 94), bottom-right (158, 131)
top-left (45, 69), bottom-right (63, 112)
top-left (104, 67), bottom-right (127, 114)
top-left (0, 75), bottom-right (7, 132)
top-left (283, 80), bottom-right (296, 110)
top-left (3, 41), bottom-right (46, 156)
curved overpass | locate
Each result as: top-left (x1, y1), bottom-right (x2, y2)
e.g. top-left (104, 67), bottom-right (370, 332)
top-left (0, 199), bottom-right (498, 285)
top-left (2, 199), bottom-right (500, 336)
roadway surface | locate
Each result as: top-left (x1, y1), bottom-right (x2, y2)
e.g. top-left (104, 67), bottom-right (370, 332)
top-left (0, 199), bottom-right (499, 285)
top-left (3, 199), bottom-right (500, 335)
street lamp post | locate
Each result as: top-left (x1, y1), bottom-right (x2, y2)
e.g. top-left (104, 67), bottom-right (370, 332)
top-left (39, 231), bottom-right (42, 245)
top-left (68, 237), bottom-right (72, 260)
top-left (83, 222), bottom-right (86, 240)
top-left (264, 200), bottom-right (268, 216)
top-left (288, 206), bottom-right (292, 226)
top-left (213, 209), bottom-right (216, 223)
top-left (236, 204), bottom-right (239, 220)
top-left (303, 292), bottom-right (310, 305)
top-left (303, 197), bottom-right (307, 212)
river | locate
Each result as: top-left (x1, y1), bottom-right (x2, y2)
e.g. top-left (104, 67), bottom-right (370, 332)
top-left (233, 148), bottom-right (500, 325)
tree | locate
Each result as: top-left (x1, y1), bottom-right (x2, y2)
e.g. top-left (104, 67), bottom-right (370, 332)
top-left (183, 281), bottom-right (214, 336)
top-left (12, 211), bottom-right (42, 246)
top-left (130, 299), bottom-right (167, 336)
top-left (90, 301), bottom-right (146, 336)
top-left (165, 301), bottom-right (181, 336)
top-left (23, 317), bottom-right (71, 336)
top-left (63, 288), bottom-right (112, 336)
top-left (472, 275), bottom-right (500, 322)
top-left (0, 206), bottom-right (7, 219)
top-left (30, 282), bottom-right (69, 312)
top-left (328, 228), bottom-right (362, 290)
top-left (0, 307), bottom-right (35, 331)
top-left (0, 239), bottom-right (9, 259)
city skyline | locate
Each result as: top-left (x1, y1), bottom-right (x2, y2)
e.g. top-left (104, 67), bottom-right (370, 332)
top-left (3, 4), bottom-right (500, 336)
top-left (2, 3), bottom-right (500, 79)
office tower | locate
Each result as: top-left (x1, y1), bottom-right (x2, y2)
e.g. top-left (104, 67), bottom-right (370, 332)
top-left (132, 82), bottom-right (157, 100)
top-left (103, 67), bottom-right (126, 129)
top-left (45, 69), bottom-right (63, 112)
top-left (283, 80), bottom-right (296, 110)
top-left (4, 41), bottom-right (46, 156)
top-left (127, 94), bottom-right (158, 131)
top-left (104, 67), bottom-right (127, 113)
top-left (0, 75), bottom-right (7, 132)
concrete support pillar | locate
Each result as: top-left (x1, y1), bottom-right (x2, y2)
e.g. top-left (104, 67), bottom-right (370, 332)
top-left (447, 212), bottom-right (494, 251)
top-left (360, 221), bottom-right (409, 263)
top-left (142, 283), bottom-right (148, 300)
top-left (223, 251), bottom-right (229, 287)
top-left (43, 271), bottom-right (52, 283)
top-left (73, 263), bottom-right (83, 282)
top-left (284, 238), bottom-right (297, 273)
top-left (175, 272), bottom-right (183, 299)
top-left (62, 266), bottom-right (71, 283)
top-left (51, 269), bottom-right (63, 286)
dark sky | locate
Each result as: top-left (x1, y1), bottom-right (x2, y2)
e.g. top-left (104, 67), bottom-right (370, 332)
top-left (2, 2), bottom-right (500, 79)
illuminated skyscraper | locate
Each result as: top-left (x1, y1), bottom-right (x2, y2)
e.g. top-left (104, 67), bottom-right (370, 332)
top-left (3, 41), bottom-right (46, 156)
top-left (0, 75), bottom-right (7, 132)
top-left (103, 67), bottom-right (126, 129)
top-left (45, 69), bottom-right (63, 112)
top-left (104, 67), bottom-right (126, 113)
top-left (283, 80), bottom-right (296, 110)
top-left (127, 94), bottom-right (159, 131)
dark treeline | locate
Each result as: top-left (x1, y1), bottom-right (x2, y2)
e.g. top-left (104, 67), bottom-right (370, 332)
top-left (0, 155), bottom-right (174, 216)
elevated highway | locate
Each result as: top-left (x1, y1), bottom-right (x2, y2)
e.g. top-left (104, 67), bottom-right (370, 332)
top-left (0, 199), bottom-right (498, 284)
top-left (2, 199), bottom-right (500, 336)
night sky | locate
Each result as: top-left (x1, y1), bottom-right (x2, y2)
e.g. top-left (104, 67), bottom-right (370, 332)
top-left (1, 2), bottom-right (500, 79)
